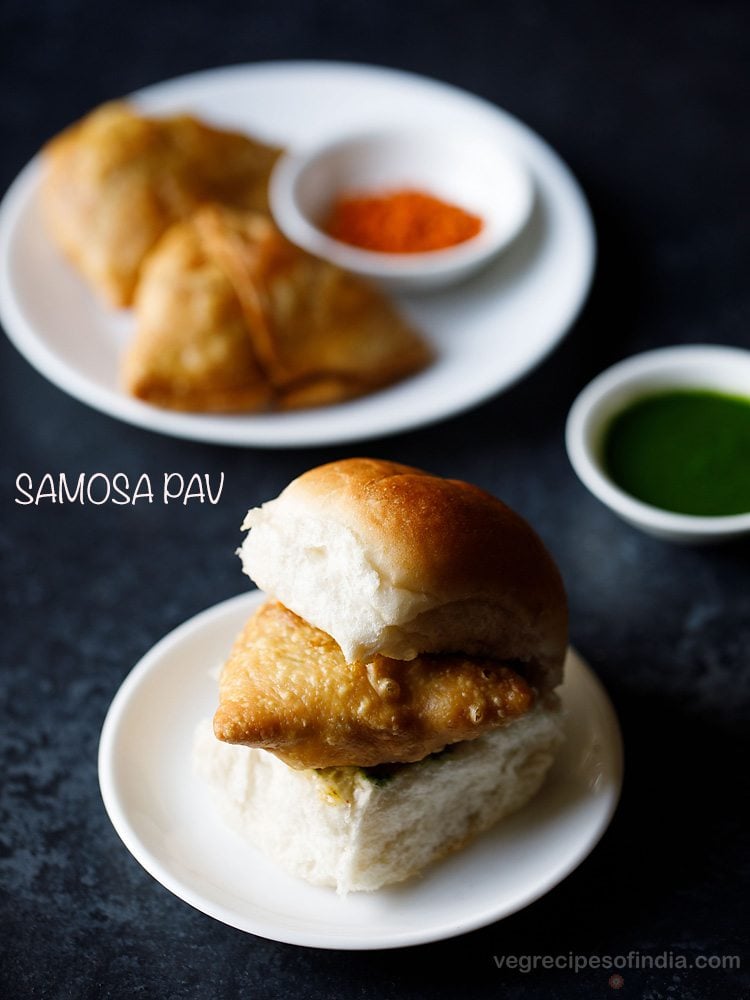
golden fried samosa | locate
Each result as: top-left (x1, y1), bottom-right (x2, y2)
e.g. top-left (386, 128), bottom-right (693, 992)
top-left (168, 115), bottom-right (279, 216)
top-left (124, 205), bottom-right (431, 412)
top-left (214, 601), bottom-right (534, 769)
top-left (122, 217), bottom-right (272, 412)
top-left (41, 102), bottom-right (281, 307)
top-left (193, 205), bottom-right (432, 408)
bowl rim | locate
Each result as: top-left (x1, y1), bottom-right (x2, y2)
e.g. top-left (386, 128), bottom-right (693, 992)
top-left (565, 344), bottom-right (750, 536)
top-left (268, 125), bottom-right (533, 279)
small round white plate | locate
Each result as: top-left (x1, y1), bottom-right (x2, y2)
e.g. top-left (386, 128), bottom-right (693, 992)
top-left (0, 62), bottom-right (594, 448)
top-left (99, 591), bottom-right (622, 950)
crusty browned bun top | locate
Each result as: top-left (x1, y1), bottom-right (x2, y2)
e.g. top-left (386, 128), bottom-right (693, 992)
top-left (239, 458), bottom-right (568, 690)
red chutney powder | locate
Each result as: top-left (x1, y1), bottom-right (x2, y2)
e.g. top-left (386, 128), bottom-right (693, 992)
top-left (326, 189), bottom-right (483, 253)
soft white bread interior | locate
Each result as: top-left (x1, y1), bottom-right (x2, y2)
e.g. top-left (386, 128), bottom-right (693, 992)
top-left (239, 458), bottom-right (567, 690)
top-left (194, 698), bottom-right (564, 894)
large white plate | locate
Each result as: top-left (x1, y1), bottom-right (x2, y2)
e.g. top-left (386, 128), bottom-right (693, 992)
top-left (0, 62), bottom-right (594, 447)
top-left (98, 591), bottom-right (622, 950)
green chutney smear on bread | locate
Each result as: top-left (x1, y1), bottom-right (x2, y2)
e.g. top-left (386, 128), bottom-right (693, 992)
top-left (603, 389), bottom-right (750, 516)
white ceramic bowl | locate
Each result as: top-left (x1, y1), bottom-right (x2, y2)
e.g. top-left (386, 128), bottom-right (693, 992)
top-left (269, 127), bottom-right (534, 291)
top-left (565, 345), bottom-right (750, 544)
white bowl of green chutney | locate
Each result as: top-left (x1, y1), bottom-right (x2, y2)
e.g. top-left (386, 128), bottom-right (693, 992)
top-left (565, 345), bottom-right (750, 544)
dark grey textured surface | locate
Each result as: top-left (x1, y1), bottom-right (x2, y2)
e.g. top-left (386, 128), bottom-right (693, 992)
top-left (1, 2), bottom-right (748, 998)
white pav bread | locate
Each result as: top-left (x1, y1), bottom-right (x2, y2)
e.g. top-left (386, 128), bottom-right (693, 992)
top-left (194, 700), bottom-right (564, 894)
top-left (239, 458), bottom-right (567, 689)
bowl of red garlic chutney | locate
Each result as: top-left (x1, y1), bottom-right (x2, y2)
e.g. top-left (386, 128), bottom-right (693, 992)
top-left (269, 127), bottom-right (533, 291)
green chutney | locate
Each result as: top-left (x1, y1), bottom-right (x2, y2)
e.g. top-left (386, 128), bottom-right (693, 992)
top-left (603, 389), bottom-right (750, 516)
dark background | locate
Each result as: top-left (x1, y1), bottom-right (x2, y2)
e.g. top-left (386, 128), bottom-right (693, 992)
top-left (1, 2), bottom-right (748, 998)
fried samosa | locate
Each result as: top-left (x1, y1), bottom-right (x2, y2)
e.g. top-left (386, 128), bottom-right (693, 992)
top-left (214, 600), bottom-right (534, 769)
top-left (124, 205), bottom-right (431, 412)
top-left (121, 215), bottom-right (272, 413)
top-left (41, 101), bottom-right (281, 307)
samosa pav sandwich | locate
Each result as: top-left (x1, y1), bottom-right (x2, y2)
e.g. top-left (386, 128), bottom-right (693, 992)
top-left (194, 458), bottom-right (567, 894)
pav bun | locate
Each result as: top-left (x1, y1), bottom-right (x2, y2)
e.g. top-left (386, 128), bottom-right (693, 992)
top-left (239, 458), bottom-right (567, 690)
top-left (195, 697), bottom-right (564, 895)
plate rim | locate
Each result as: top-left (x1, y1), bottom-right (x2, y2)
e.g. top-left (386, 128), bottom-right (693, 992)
top-left (98, 589), bottom-right (623, 950)
top-left (0, 60), bottom-right (595, 448)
